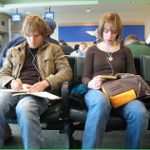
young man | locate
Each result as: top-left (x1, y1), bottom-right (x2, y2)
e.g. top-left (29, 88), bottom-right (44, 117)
top-left (0, 15), bottom-right (72, 149)
top-left (0, 18), bottom-right (59, 68)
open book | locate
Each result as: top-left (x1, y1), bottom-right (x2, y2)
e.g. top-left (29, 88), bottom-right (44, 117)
top-left (99, 75), bottom-right (118, 79)
top-left (99, 73), bottom-right (135, 80)
top-left (0, 89), bottom-right (61, 100)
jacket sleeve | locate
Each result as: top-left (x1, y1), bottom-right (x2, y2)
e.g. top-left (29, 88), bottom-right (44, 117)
top-left (44, 45), bottom-right (72, 90)
top-left (0, 48), bottom-right (15, 88)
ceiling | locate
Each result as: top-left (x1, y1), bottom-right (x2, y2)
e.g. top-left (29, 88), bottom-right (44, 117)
top-left (0, 0), bottom-right (150, 18)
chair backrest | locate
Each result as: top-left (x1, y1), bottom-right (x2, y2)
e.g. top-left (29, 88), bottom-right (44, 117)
top-left (140, 55), bottom-right (150, 83)
top-left (75, 57), bottom-right (84, 77)
top-left (134, 57), bottom-right (141, 75)
top-left (65, 55), bottom-right (76, 81)
top-left (65, 56), bottom-right (85, 85)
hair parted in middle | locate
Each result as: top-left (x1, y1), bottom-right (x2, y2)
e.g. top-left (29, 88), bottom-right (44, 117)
top-left (98, 12), bottom-right (122, 43)
top-left (22, 14), bottom-right (50, 37)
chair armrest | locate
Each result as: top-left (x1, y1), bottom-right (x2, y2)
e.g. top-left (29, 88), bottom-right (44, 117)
top-left (61, 81), bottom-right (70, 119)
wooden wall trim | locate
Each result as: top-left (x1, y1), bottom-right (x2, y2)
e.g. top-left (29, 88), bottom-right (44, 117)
top-left (59, 22), bottom-right (144, 26)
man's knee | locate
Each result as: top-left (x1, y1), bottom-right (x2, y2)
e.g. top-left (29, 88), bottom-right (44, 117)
top-left (0, 100), bottom-right (9, 113)
top-left (16, 100), bottom-right (31, 115)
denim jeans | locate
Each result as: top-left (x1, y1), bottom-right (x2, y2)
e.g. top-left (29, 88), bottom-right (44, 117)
top-left (0, 92), bottom-right (48, 149)
top-left (114, 100), bottom-right (149, 148)
top-left (82, 89), bottom-right (149, 149)
top-left (82, 89), bottom-right (111, 148)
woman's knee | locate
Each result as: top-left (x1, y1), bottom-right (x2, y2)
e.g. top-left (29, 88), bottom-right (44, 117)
top-left (135, 104), bottom-right (149, 121)
top-left (126, 100), bottom-right (149, 121)
top-left (85, 90), bottom-right (111, 109)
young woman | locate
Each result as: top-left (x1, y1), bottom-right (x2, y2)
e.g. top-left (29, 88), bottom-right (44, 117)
top-left (82, 12), bottom-right (149, 149)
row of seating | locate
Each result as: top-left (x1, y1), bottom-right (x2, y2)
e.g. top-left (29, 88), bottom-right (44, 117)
top-left (66, 55), bottom-right (150, 147)
top-left (6, 55), bottom-right (150, 148)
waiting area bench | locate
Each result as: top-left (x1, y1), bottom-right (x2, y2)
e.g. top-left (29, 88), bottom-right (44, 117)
top-left (66, 55), bottom-right (150, 147)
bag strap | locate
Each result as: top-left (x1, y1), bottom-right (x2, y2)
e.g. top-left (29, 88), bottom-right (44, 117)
top-left (136, 78), bottom-right (141, 97)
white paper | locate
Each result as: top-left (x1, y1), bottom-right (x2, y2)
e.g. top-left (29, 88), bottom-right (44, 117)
top-left (13, 92), bottom-right (61, 100)
top-left (0, 89), bottom-right (27, 93)
top-left (0, 89), bottom-right (61, 100)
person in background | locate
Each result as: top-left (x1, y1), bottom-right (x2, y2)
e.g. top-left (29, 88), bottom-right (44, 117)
top-left (82, 12), bottom-right (148, 149)
top-left (93, 39), bottom-right (101, 44)
top-left (0, 18), bottom-right (59, 68)
top-left (124, 34), bottom-right (150, 58)
top-left (70, 42), bottom-right (88, 57)
top-left (69, 44), bottom-right (80, 55)
top-left (0, 35), bottom-right (25, 68)
top-left (44, 18), bottom-right (59, 45)
top-left (74, 44), bottom-right (80, 51)
top-left (59, 39), bottom-right (74, 55)
top-left (145, 34), bottom-right (150, 47)
top-left (0, 15), bottom-right (72, 149)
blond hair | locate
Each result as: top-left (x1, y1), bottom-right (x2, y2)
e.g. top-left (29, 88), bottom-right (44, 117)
top-left (22, 15), bottom-right (50, 37)
top-left (98, 12), bottom-right (122, 43)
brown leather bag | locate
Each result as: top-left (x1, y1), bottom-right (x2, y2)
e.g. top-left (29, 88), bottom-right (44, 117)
top-left (101, 74), bottom-right (150, 108)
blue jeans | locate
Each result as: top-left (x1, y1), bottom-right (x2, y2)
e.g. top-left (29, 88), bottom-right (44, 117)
top-left (82, 89), bottom-right (149, 149)
top-left (114, 100), bottom-right (149, 148)
top-left (0, 92), bottom-right (48, 149)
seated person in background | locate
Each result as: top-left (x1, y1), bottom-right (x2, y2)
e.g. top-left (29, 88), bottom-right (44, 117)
top-left (74, 44), bottom-right (79, 51)
top-left (0, 15), bottom-right (72, 149)
top-left (124, 34), bottom-right (150, 58)
top-left (44, 18), bottom-right (60, 45)
top-left (93, 39), bottom-right (101, 44)
top-left (69, 44), bottom-right (80, 55)
top-left (59, 40), bottom-right (74, 55)
top-left (0, 35), bottom-right (25, 67)
top-left (0, 18), bottom-right (59, 68)
top-left (70, 42), bottom-right (88, 57)
top-left (145, 34), bottom-right (150, 47)
top-left (82, 12), bottom-right (148, 149)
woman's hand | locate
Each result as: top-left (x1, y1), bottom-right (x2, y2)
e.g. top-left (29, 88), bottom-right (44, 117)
top-left (87, 75), bottom-right (104, 90)
top-left (11, 79), bottom-right (22, 90)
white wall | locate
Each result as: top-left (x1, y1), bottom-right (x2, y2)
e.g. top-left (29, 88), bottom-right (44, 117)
top-left (55, 11), bottom-right (150, 39)
top-left (7, 10), bottom-right (150, 42)
top-left (0, 13), bottom-right (10, 33)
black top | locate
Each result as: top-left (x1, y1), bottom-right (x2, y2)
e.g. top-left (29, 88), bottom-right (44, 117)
top-left (20, 47), bottom-right (41, 85)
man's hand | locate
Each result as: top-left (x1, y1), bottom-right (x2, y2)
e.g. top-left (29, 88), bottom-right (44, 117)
top-left (28, 80), bottom-right (49, 93)
top-left (10, 79), bottom-right (22, 90)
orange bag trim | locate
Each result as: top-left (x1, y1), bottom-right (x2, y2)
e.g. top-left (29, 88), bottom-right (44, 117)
top-left (109, 89), bottom-right (136, 108)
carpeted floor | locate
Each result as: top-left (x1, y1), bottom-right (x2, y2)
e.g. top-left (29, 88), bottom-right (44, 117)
top-left (3, 124), bottom-right (150, 149)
